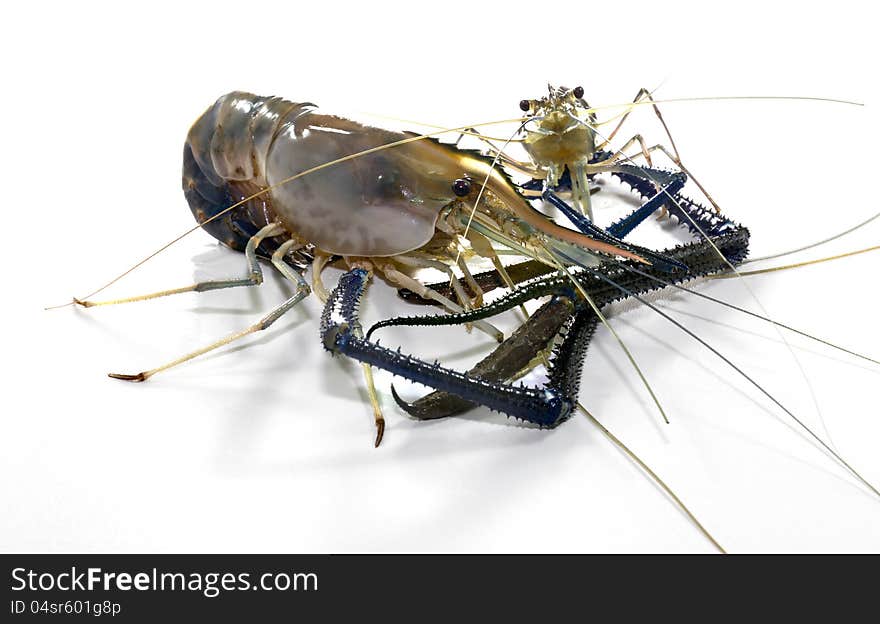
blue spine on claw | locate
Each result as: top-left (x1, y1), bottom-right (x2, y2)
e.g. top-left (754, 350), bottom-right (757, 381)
top-left (604, 167), bottom-right (688, 240)
top-left (546, 308), bottom-right (600, 404)
top-left (320, 269), bottom-right (572, 427)
top-left (611, 168), bottom-right (736, 239)
top-left (543, 184), bottom-right (689, 272)
top-left (327, 148), bottom-right (751, 423)
top-left (374, 185), bottom-right (750, 421)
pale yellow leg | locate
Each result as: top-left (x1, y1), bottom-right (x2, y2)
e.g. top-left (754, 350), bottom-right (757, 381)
top-left (457, 127), bottom-right (543, 179)
top-left (109, 239), bottom-right (310, 382)
top-left (339, 264), bottom-right (385, 447)
top-left (75, 223), bottom-right (285, 307)
top-left (394, 253), bottom-right (472, 310)
top-left (599, 87), bottom-right (655, 148)
top-left (380, 263), bottom-right (503, 342)
top-left (614, 134), bottom-right (655, 167)
top-left (455, 254), bottom-right (484, 308)
top-left (311, 252), bottom-right (333, 304)
top-left (361, 362), bottom-right (385, 447)
top-left (597, 87), bottom-right (722, 214)
top-left (464, 229), bottom-right (530, 321)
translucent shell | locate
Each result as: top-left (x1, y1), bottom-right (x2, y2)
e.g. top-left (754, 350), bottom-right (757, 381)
top-left (265, 112), bottom-right (462, 257)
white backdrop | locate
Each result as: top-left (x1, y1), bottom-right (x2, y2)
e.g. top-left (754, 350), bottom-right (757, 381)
top-left (2, 0), bottom-right (879, 553)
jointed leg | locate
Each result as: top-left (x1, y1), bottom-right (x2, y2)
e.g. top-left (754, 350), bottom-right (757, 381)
top-left (325, 262), bottom-right (386, 446)
top-left (322, 269), bottom-right (574, 427)
top-left (569, 162), bottom-right (595, 220)
top-left (456, 127), bottom-right (542, 179)
top-left (394, 254), bottom-right (473, 310)
top-left (311, 251), bottom-right (333, 304)
top-left (600, 88), bottom-right (661, 149)
top-left (611, 142), bottom-right (701, 219)
top-left (455, 254), bottom-right (484, 308)
top-left (75, 223), bottom-right (286, 307)
top-left (109, 239), bottom-right (310, 382)
top-left (269, 239), bottom-right (306, 284)
top-left (599, 87), bottom-right (722, 213)
top-left (378, 260), bottom-right (504, 342)
top-left (360, 361), bottom-right (385, 447)
top-left (588, 143), bottom-right (686, 219)
top-left (463, 229), bottom-right (528, 319)
top-left (614, 134), bottom-right (655, 168)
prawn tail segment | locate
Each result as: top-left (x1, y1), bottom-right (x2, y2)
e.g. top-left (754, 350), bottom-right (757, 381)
top-left (319, 269), bottom-right (574, 427)
top-left (182, 143), bottom-right (250, 252)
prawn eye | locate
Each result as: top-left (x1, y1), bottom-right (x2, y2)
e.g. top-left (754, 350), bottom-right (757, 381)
top-left (572, 85), bottom-right (584, 99)
top-left (519, 99), bottom-right (530, 112)
top-left (452, 178), bottom-right (472, 197)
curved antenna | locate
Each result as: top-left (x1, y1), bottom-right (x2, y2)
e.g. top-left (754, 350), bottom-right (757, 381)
top-left (51, 92), bottom-right (865, 311)
top-left (743, 211), bottom-right (880, 264)
top-left (582, 94), bottom-right (864, 118)
top-left (586, 261), bottom-right (880, 499)
top-left (47, 115), bottom-right (530, 310)
top-left (355, 112), bottom-right (526, 143)
top-left (620, 263), bottom-right (880, 367)
top-left (586, 114), bottom-right (837, 447)
top-left (578, 403), bottom-right (726, 553)
top-left (711, 245), bottom-right (880, 279)
top-left (567, 112), bottom-right (875, 487)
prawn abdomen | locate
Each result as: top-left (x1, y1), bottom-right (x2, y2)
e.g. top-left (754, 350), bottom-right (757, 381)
top-left (182, 92), bottom-right (310, 250)
top-left (183, 91), bottom-right (454, 258)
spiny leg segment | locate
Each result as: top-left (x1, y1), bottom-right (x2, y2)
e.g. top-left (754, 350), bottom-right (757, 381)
top-left (325, 189), bottom-right (748, 425)
top-left (385, 173), bottom-right (880, 498)
top-left (376, 175), bottom-right (747, 420)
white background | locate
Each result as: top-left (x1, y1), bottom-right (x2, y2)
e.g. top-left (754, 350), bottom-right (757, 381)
top-left (2, 0), bottom-right (879, 553)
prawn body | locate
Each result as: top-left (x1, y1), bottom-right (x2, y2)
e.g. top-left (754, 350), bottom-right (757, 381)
top-left (185, 92), bottom-right (450, 257)
top-left (84, 89), bottom-right (748, 435)
top-left (148, 90), bottom-right (686, 443)
top-left (90, 89), bottom-right (717, 433)
top-left (182, 91), bottom-right (649, 266)
top-left (521, 86), bottom-right (596, 178)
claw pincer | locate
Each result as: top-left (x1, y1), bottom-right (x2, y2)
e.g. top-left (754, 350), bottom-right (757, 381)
top-left (320, 269), bottom-right (573, 427)
top-left (378, 181), bottom-right (750, 421)
top-left (180, 90), bottom-right (750, 434)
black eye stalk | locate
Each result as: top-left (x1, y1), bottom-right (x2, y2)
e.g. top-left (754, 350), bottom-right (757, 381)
top-left (452, 178), bottom-right (472, 197)
top-left (572, 86), bottom-right (584, 99)
top-left (519, 99), bottom-right (531, 112)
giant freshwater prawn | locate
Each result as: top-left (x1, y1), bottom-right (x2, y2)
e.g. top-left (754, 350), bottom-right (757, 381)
top-left (53, 85), bottom-right (880, 552)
